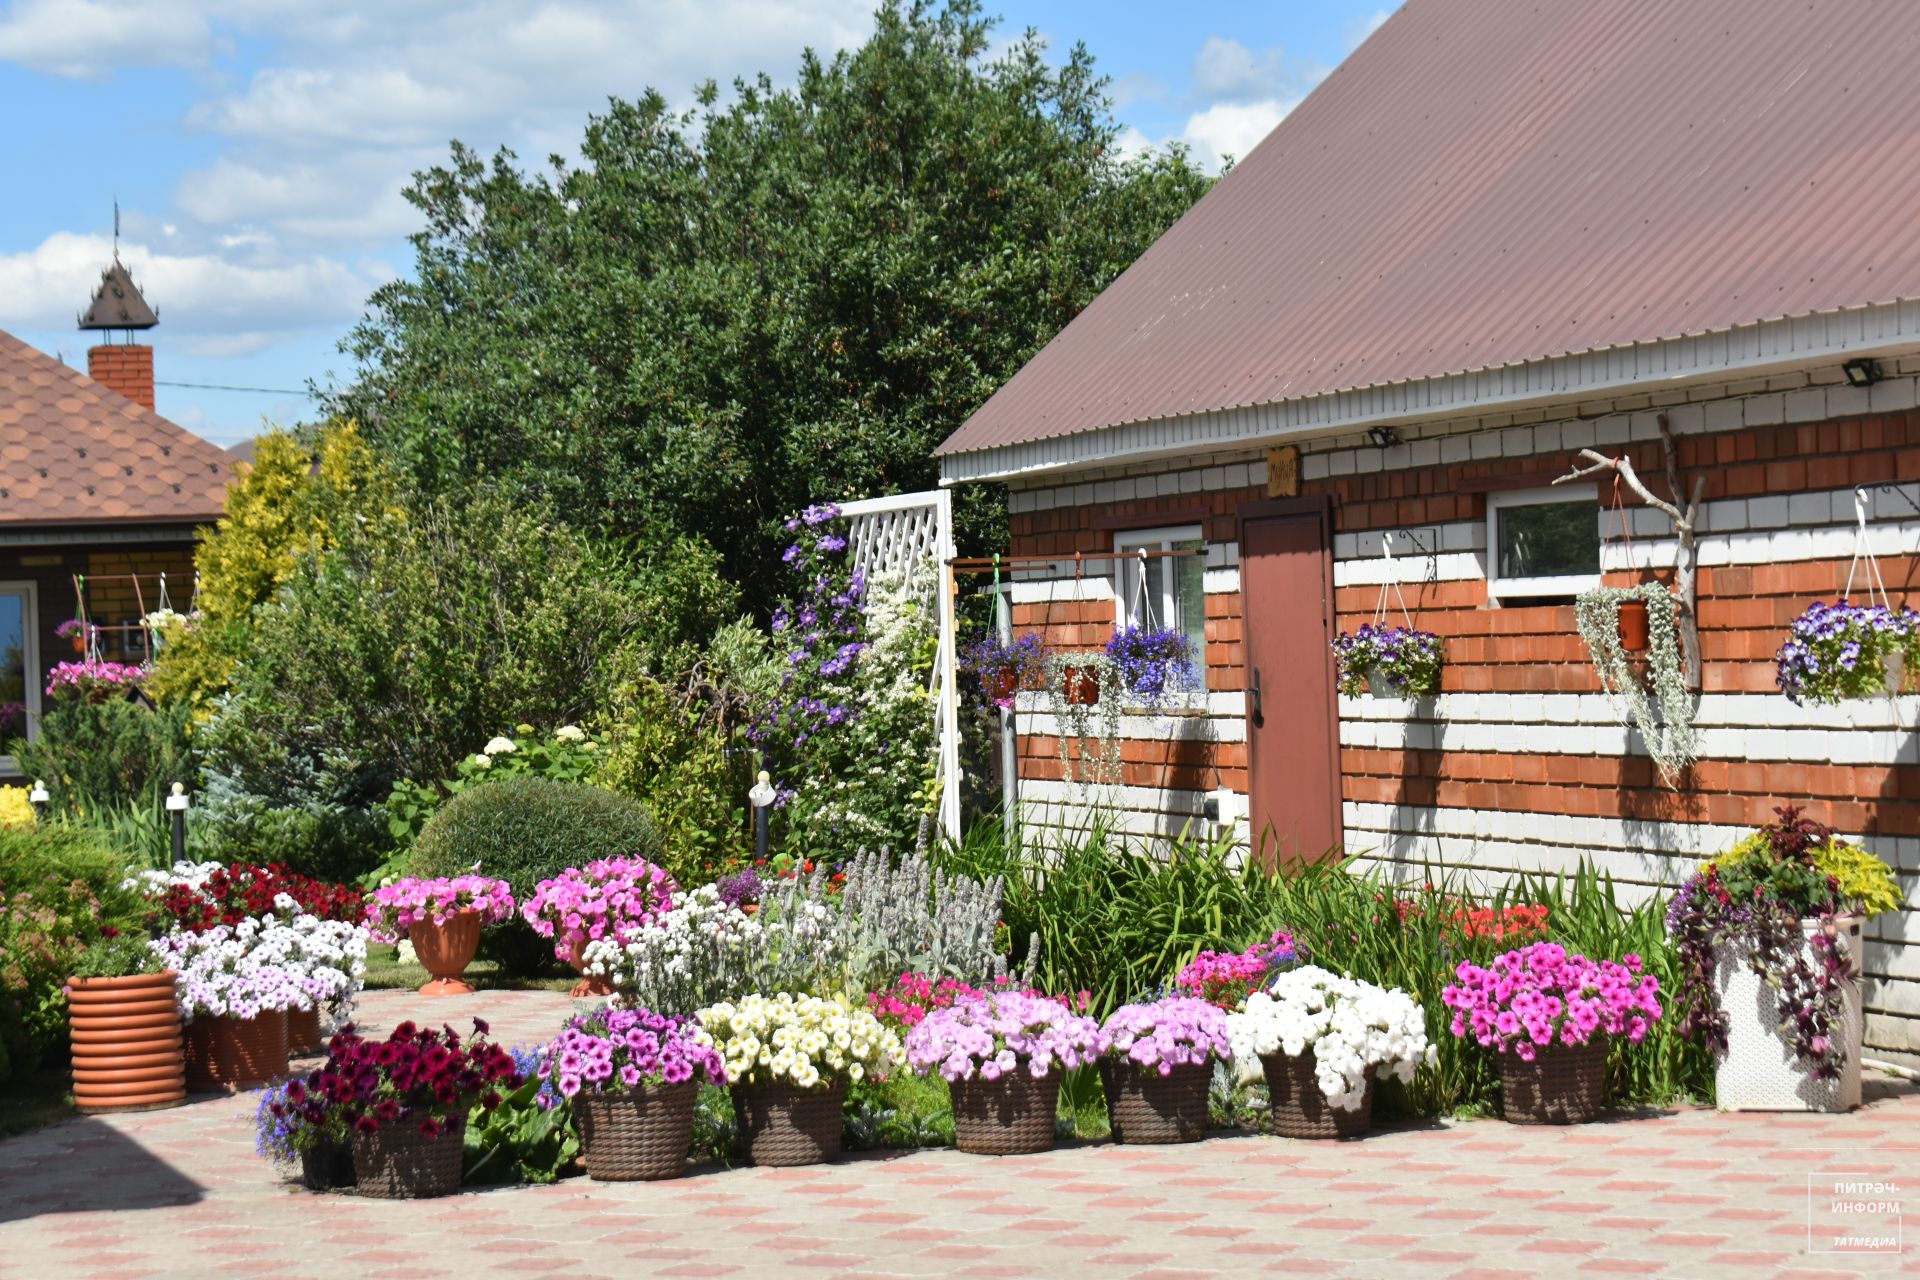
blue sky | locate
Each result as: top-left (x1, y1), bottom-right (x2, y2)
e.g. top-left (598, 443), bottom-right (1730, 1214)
top-left (0, 1), bottom-right (1391, 447)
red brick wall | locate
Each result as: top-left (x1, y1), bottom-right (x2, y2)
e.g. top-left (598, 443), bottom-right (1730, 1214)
top-left (87, 344), bottom-right (155, 411)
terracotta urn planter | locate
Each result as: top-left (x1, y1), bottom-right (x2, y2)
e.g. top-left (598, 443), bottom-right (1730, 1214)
top-left (408, 909), bottom-right (483, 997)
top-left (66, 971), bottom-right (187, 1114)
top-left (184, 1008), bottom-right (290, 1092)
top-left (1062, 665), bottom-right (1101, 706)
top-left (1616, 599), bottom-right (1651, 652)
top-left (566, 937), bottom-right (615, 999)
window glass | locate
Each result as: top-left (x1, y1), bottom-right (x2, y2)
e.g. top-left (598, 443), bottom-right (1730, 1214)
top-left (0, 591), bottom-right (26, 745)
top-left (1495, 501), bottom-right (1600, 581)
top-left (1115, 528), bottom-right (1207, 668)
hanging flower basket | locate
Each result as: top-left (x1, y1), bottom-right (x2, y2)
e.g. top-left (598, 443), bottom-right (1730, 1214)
top-left (1774, 600), bottom-right (1920, 705)
top-left (1331, 624), bottom-right (1444, 698)
top-left (1573, 583), bottom-right (1695, 785)
top-left (1105, 625), bottom-right (1200, 711)
top-left (961, 632), bottom-right (1048, 710)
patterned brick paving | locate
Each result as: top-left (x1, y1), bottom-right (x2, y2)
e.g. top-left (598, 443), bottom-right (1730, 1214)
top-left (1, 988), bottom-right (1916, 1279)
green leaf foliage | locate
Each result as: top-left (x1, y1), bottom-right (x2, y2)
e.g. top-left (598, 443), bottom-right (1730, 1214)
top-left (330, 0), bottom-right (1212, 600)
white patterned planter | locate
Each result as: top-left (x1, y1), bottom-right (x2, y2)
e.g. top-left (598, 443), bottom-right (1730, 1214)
top-left (1714, 915), bottom-right (1863, 1113)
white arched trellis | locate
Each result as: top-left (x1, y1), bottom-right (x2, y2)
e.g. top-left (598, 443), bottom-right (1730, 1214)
top-left (838, 490), bottom-right (961, 842)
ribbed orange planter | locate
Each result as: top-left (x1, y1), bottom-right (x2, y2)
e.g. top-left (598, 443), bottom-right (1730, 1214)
top-left (66, 972), bottom-right (187, 1114)
top-left (184, 1008), bottom-right (290, 1091)
top-left (286, 1005), bottom-right (324, 1055)
top-left (566, 937), bottom-right (614, 999)
top-left (410, 910), bottom-right (482, 997)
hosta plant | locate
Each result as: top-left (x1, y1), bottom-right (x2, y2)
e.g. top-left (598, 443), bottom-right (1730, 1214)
top-left (1774, 599), bottom-right (1920, 704)
top-left (903, 990), bottom-right (1103, 1083)
top-left (1666, 806), bottom-right (1901, 1080)
top-left (1441, 942), bottom-right (1663, 1059)
top-left (696, 992), bottom-right (904, 1090)
top-left (1226, 967), bottom-right (1435, 1110)
top-left (1331, 623), bottom-right (1443, 698)
top-left (1100, 996), bottom-right (1230, 1077)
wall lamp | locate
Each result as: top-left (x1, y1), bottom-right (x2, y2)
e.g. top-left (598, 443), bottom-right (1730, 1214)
top-left (1842, 358), bottom-right (1883, 388)
top-left (1365, 426), bottom-right (1402, 448)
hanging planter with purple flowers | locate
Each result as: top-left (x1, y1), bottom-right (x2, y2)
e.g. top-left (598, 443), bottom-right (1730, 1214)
top-left (1774, 600), bottom-right (1920, 705)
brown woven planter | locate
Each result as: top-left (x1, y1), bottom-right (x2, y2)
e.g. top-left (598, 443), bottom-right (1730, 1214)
top-left (575, 1083), bottom-right (700, 1181)
top-left (1499, 1039), bottom-right (1608, 1125)
top-left (1099, 1058), bottom-right (1211, 1144)
top-left (299, 1138), bottom-right (357, 1191)
top-left (949, 1068), bottom-right (1061, 1156)
top-left (731, 1080), bottom-right (846, 1166)
top-left (1260, 1052), bottom-right (1375, 1139)
top-left (286, 1005), bottom-right (323, 1055)
top-left (410, 911), bottom-right (482, 997)
top-left (184, 1008), bottom-right (289, 1092)
top-left (351, 1113), bottom-right (467, 1198)
top-left (66, 972), bottom-right (186, 1114)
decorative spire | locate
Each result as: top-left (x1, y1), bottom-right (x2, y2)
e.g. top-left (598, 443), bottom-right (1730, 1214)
top-left (78, 205), bottom-right (158, 331)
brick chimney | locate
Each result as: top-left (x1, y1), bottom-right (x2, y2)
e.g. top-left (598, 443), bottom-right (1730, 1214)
top-left (88, 344), bottom-right (156, 410)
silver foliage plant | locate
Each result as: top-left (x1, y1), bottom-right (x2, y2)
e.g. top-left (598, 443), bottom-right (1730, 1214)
top-left (1574, 582), bottom-right (1697, 786)
top-left (585, 851), bottom-right (1037, 1015)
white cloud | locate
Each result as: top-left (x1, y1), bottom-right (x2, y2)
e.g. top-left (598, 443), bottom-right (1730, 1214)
top-left (0, 231), bottom-right (387, 338)
top-left (0, 0), bottom-right (212, 78)
top-left (1179, 99), bottom-right (1299, 169)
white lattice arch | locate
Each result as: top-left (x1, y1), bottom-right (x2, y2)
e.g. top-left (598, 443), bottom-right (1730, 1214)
top-left (838, 490), bottom-right (961, 842)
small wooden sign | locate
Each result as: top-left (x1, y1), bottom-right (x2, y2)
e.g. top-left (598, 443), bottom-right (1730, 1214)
top-left (1267, 444), bottom-right (1300, 497)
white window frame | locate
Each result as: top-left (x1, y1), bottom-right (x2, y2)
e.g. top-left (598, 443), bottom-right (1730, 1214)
top-left (1486, 487), bottom-right (1602, 602)
top-left (0, 580), bottom-right (40, 777)
top-left (1113, 523), bottom-right (1208, 662)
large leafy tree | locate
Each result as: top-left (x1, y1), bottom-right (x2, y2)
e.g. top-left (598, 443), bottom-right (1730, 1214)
top-left (332, 0), bottom-right (1211, 603)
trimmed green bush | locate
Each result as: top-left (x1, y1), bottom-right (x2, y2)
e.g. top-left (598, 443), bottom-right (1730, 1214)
top-left (409, 776), bottom-right (662, 975)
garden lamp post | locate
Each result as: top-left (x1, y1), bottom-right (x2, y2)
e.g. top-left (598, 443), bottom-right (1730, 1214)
top-left (749, 769), bottom-right (776, 861)
top-left (28, 779), bottom-right (49, 823)
top-left (166, 782), bottom-right (190, 862)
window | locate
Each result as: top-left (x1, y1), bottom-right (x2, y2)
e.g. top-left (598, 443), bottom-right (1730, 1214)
top-left (1114, 525), bottom-right (1207, 662)
top-left (0, 582), bottom-right (38, 775)
top-left (1486, 488), bottom-right (1601, 601)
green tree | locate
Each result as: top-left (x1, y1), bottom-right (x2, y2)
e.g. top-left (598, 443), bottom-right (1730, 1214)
top-left (331, 0), bottom-right (1211, 604)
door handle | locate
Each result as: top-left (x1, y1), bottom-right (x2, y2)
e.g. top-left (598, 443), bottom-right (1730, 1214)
top-left (1250, 667), bottom-right (1264, 726)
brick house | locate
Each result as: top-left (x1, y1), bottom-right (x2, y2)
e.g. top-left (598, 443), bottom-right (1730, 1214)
top-left (0, 261), bottom-right (232, 777)
top-left (936, 0), bottom-right (1920, 1063)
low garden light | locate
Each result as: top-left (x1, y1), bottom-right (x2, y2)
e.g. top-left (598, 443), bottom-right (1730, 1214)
top-left (28, 778), bottom-right (49, 822)
top-left (166, 781), bottom-right (190, 861)
top-left (1842, 357), bottom-right (1882, 388)
top-left (749, 769), bottom-right (776, 861)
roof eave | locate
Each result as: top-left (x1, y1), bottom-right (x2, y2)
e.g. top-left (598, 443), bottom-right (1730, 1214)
top-left (939, 299), bottom-right (1920, 485)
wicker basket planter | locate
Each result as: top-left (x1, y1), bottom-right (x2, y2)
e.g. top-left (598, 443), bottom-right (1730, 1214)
top-left (351, 1114), bottom-right (467, 1198)
top-left (184, 1008), bottom-right (289, 1092)
top-left (1098, 1058), bottom-right (1211, 1144)
top-left (299, 1137), bottom-right (357, 1191)
top-left (575, 1083), bottom-right (700, 1181)
top-left (409, 910), bottom-right (483, 997)
top-left (731, 1080), bottom-right (847, 1166)
top-left (1260, 1052), bottom-right (1374, 1139)
top-left (286, 1005), bottom-right (324, 1056)
top-left (66, 971), bottom-right (187, 1114)
top-left (949, 1069), bottom-right (1061, 1156)
top-left (1714, 916), bottom-right (1864, 1112)
top-left (1498, 1040), bottom-right (1608, 1124)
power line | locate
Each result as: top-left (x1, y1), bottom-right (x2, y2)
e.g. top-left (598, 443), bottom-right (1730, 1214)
top-left (154, 379), bottom-right (316, 397)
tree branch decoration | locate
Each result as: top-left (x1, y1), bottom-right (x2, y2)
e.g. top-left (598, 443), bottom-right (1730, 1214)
top-left (1574, 583), bottom-right (1698, 785)
top-left (1551, 413), bottom-right (1708, 687)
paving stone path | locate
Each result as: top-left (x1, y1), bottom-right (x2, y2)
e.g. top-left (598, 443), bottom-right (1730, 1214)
top-left (1, 987), bottom-right (1915, 1279)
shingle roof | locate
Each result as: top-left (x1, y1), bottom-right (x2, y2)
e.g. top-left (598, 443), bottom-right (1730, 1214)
top-left (938, 0), bottom-right (1920, 461)
top-left (0, 329), bottom-right (233, 526)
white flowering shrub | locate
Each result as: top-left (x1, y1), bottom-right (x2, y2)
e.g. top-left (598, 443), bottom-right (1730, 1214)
top-left (696, 992), bottom-right (904, 1090)
top-left (584, 885), bottom-right (766, 1015)
top-left (1226, 966), bottom-right (1436, 1111)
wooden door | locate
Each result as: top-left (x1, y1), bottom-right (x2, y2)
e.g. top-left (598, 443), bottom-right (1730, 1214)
top-left (1239, 499), bottom-right (1342, 866)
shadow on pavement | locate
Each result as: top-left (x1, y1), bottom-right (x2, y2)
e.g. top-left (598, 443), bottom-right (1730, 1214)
top-left (0, 1115), bottom-right (205, 1223)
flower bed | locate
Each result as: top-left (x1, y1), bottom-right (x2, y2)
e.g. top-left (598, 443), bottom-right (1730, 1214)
top-left (127, 861), bottom-right (365, 932)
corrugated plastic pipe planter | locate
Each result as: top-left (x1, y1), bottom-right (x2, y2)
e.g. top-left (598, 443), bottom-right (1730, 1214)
top-left (66, 972), bottom-right (187, 1114)
top-left (185, 1008), bottom-right (289, 1092)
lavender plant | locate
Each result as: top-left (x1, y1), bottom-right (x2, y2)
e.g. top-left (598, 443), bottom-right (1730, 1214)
top-left (1774, 599), bottom-right (1920, 704)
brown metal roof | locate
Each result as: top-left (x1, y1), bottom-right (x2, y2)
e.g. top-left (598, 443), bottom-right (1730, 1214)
top-left (0, 329), bottom-right (233, 526)
top-left (938, 0), bottom-right (1920, 461)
